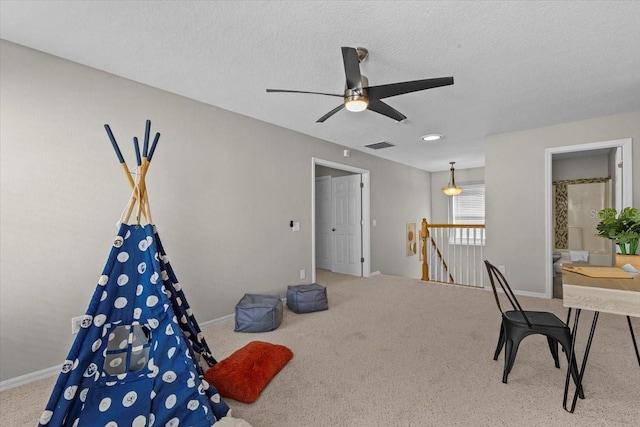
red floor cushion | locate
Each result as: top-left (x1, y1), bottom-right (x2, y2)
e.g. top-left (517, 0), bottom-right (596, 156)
top-left (204, 341), bottom-right (293, 403)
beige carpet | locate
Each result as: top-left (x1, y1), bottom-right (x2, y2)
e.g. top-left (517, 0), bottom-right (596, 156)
top-left (1, 270), bottom-right (638, 426)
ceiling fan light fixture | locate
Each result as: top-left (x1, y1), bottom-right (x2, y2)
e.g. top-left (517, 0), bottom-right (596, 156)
top-left (422, 134), bottom-right (443, 142)
top-left (345, 98), bottom-right (368, 112)
top-left (442, 161), bottom-right (463, 196)
top-left (266, 47), bottom-right (454, 122)
top-left (344, 89), bottom-right (369, 112)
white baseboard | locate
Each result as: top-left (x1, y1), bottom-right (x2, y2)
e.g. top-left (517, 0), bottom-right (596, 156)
top-left (0, 365), bottom-right (60, 392)
top-left (198, 312), bottom-right (234, 328)
top-left (0, 312), bottom-right (237, 392)
top-left (513, 289), bottom-right (548, 299)
top-left (368, 271), bottom-right (381, 277)
top-left (487, 286), bottom-right (548, 299)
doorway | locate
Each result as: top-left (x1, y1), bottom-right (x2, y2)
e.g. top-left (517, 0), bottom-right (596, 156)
top-left (311, 158), bottom-right (371, 283)
top-left (545, 138), bottom-right (633, 298)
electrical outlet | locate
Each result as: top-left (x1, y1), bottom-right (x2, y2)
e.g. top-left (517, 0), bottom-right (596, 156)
top-left (498, 265), bottom-right (506, 275)
top-left (71, 316), bottom-right (84, 334)
top-left (300, 269), bottom-right (306, 280)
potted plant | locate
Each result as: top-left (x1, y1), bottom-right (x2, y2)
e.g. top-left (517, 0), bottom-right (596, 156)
top-left (596, 207), bottom-right (640, 269)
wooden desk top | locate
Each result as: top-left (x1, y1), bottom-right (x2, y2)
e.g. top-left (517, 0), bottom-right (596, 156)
top-left (562, 269), bottom-right (640, 292)
top-left (562, 269), bottom-right (640, 317)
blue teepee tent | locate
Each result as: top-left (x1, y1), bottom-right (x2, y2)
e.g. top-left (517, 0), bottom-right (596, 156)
top-left (38, 121), bottom-right (230, 426)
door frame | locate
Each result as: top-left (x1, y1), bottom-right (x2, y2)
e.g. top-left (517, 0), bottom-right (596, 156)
top-left (311, 158), bottom-right (371, 282)
top-left (544, 138), bottom-right (633, 298)
top-left (314, 175), bottom-right (332, 271)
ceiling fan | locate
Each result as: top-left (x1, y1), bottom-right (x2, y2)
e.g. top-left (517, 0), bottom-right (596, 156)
top-left (266, 46), bottom-right (454, 123)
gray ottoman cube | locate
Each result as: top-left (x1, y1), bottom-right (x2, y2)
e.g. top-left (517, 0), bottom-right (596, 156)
top-left (286, 283), bottom-right (328, 313)
top-left (234, 294), bottom-right (283, 332)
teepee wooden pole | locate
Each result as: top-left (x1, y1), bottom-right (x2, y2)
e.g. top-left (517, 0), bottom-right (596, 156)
top-left (134, 126), bottom-right (160, 222)
top-left (122, 193), bottom-right (138, 224)
top-left (133, 137), bottom-right (144, 225)
top-left (105, 124), bottom-right (136, 189)
top-left (105, 122), bottom-right (159, 225)
top-left (143, 119), bottom-right (151, 158)
top-left (140, 159), bottom-right (153, 224)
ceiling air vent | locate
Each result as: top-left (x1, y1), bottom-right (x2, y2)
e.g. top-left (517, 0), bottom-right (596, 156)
top-left (365, 141), bottom-right (395, 150)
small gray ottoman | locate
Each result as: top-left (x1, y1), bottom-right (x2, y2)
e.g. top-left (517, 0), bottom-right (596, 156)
top-left (286, 283), bottom-right (328, 314)
top-left (234, 294), bottom-right (283, 332)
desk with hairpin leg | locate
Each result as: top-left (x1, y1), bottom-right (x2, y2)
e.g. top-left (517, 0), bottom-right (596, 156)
top-left (561, 269), bottom-right (640, 413)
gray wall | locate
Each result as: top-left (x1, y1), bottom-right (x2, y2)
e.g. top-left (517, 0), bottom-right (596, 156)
top-left (315, 165), bottom-right (354, 178)
top-left (552, 154), bottom-right (610, 181)
top-left (485, 112), bottom-right (640, 295)
top-left (0, 41), bottom-right (430, 381)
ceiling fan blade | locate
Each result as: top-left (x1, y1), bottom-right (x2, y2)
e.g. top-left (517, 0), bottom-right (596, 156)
top-left (367, 77), bottom-right (454, 100)
top-left (316, 104), bottom-right (345, 123)
top-left (341, 47), bottom-right (363, 91)
top-left (367, 99), bottom-right (407, 122)
top-left (266, 89), bottom-right (343, 97)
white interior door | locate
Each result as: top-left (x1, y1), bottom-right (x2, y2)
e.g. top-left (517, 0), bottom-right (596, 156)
top-left (331, 174), bottom-right (362, 276)
top-left (315, 176), bottom-right (332, 270)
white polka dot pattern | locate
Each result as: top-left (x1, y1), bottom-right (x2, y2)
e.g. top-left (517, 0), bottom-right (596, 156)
top-left (39, 410), bottom-right (53, 424)
top-left (63, 386), bottom-right (77, 400)
top-left (80, 315), bottom-right (93, 328)
top-left (61, 360), bottom-right (73, 374)
top-left (37, 224), bottom-right (229, 426)
top-left (162, 371), bottom-right (177, 383)
top-left (132, 415), bottom-right (146, 427)
top-left (165, 393), bottom-right (177, 409)
top-left (99, 397), bottom-right (112, 412)
top-left (117, 274), bottom-right (129, 286)
top-left (94, 314), bottom-right (107, 327)
top-left (122, 391), bottom-right (137, 407)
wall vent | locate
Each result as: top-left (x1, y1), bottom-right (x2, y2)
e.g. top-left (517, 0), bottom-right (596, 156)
top-left (364, 141), bottom-right (395, 150)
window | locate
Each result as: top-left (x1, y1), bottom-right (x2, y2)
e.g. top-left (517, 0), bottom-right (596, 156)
top-left (450, 182), bottom-right (485, 245)
top-left (104, 324), bottom-right (151, 376)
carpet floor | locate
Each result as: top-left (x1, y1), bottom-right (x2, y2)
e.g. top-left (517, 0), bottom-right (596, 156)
top-left (1, 270), bottom-right (638, 426)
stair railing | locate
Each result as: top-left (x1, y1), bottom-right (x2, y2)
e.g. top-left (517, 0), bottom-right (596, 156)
top-left (421, 218), bottom-right (485, 288)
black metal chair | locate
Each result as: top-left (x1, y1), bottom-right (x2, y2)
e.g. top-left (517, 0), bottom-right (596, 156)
top-left (484, 260), bottom-right (584, 397)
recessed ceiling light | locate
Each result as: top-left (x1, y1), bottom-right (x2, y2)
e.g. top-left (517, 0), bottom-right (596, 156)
top-left (421, 134), bottom-right (444, 142)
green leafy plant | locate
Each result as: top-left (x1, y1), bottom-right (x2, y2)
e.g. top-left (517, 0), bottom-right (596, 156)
top-left (596, 207), bottom-right (640, 255)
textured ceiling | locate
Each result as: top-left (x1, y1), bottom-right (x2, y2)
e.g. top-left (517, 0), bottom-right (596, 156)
top-left (1, 1), bottom-right (639, 172)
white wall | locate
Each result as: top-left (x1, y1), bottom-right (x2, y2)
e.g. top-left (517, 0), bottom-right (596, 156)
top-left (0, 41), bottom-right (430, 381)
top-left (485, 112), bottom-right (640, 295)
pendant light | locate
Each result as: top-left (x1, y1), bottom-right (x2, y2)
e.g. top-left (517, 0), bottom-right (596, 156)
top-left (442, 162), bottom-right (463, 196)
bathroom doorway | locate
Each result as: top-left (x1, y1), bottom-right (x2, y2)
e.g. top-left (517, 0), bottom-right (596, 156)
top-left (545, 138), bottom-right (633, 299)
